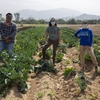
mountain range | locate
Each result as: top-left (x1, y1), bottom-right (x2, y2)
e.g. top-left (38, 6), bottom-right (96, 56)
top-left (1, 8), bottom-right (100, 20)
top-left (17, 8), bottom-right (81, 20)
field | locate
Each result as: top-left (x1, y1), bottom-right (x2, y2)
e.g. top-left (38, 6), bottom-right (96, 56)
top-left (18, 24), bottom-right (100, 35)
top-left (0, 25), bottom-right (100, 100)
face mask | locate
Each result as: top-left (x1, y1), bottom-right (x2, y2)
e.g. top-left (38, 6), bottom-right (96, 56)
top-left (82, 24), bottom-right (88, 29)
top-left (51, 22), bottom-right (55, 26)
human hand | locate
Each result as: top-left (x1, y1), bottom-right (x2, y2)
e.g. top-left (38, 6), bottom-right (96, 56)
top-left (4, 37), bottom-right (10, 42)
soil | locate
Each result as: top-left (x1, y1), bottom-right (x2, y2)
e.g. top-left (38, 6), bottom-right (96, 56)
top-left (1, 46), bottom-right (100, 100)
top-left (1, 25), bottom-right (100, 100)
top-left (61, 24), bottom-right (100, 35)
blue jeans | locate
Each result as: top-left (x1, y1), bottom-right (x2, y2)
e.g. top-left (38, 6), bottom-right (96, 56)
top-left (0, 41), bottom-right (14, 56)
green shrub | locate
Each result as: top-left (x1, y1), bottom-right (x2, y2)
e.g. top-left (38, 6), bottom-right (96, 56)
top-left (63, 67), bottom-right (75, 77)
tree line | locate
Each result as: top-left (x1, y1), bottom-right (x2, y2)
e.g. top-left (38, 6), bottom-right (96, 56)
top-left (1, 17), bottom-right (100, 24)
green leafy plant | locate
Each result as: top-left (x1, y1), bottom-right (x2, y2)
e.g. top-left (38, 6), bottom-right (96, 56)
top-left (39, 38), bottom-right (46, 45)
top-left (56, 52), bottom-right (64, 62)
top-left (37, 91), bottom-right (45, 98)
top-left (34, 60), bottom-right (58, 74)
top-left (66, 59), bottom-right (70, 65)
top-left (74, 72), bottom-right (87, 91)
top-left (63, 66), bottom-right (75, 77)
top-left (97, 67), bottom-right (100, 75)
top-left (39, 49), bottom-right (52, 59)
top-left (58, 44), bottom-right (67, 53)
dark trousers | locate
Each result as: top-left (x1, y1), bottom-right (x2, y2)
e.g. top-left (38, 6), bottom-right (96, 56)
top-left (42, 39), bottom-right (58, 64)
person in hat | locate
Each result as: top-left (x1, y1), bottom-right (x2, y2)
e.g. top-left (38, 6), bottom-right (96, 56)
top-left (0, 13), bottom-right (17, 57)
top-left (42, 17), bottom-right (60, 65)
top-left (74, 21), bottom-right (98, 71)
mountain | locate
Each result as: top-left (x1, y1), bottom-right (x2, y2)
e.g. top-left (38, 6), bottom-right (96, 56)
top-left (74, 13), bottom-right (100, 20)
top-left (16, 8), bottom-right (81, 20)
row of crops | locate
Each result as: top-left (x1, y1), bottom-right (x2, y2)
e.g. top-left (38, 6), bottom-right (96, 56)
top-left (0, 26), bottom-right (100, 98)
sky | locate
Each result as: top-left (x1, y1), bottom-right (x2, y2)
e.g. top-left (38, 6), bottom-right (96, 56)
top-left (0, 0), bottom-right (100, 15)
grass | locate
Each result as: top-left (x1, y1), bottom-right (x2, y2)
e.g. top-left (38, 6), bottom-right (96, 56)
top-left (97, 67), bottom-right (100, 75)
top-left (63, 66), bottom-right (75, 77)
top-left (48, 90), bottom-right (56, 98)
top-left (90, 94), bottom-right (96, 100)
top-left (37, 91), bottom-right (45, 98)
top-left (44, 81), bottom-right (49, 89)
top-left (7, 98), bottom-right (12, 100)
top-left (66, 59), bottom-right (70, 65)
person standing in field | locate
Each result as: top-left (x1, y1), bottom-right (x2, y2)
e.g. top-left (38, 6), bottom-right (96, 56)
top-left (74, 21), bottom-right (98, 71)
top-left (0, 13), bottom-right (17, 57)
top-left (42, 17), bottom-right (60, 65)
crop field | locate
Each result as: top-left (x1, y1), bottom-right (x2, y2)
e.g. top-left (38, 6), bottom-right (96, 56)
top-left (0, 25), bottom-right (100, 100)
top-left (18, 24), bottom-right (100, 35)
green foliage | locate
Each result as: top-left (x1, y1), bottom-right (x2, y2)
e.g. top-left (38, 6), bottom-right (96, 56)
top-left (93, 35), bottom-right (100, 44)
top-left (63, 67), bottom-right (75, 77)
top-left (66, 59), bottom-right (70, 65)
top-left (39, 49), bottom-right (52, 59)
top-left (58, 44), bottom-right (67, 53)
top-left (0, 26), bottom-right (100, 98)
top-left (74, 72), bottom-right (87, 91)
top-left (39, 38), bottom-right (46, 45)
top-left (0, 27), bottom-right (45, 97)
top-left (37, 91), bottom-right (45, 98)
top-left (56, 52), bottom-right (64, 62)
top-left (61, 27), bottom-right (78, 48)
top-left (97, 67), bottom-right (100, 75)
top-left (34, 60), bottom-right (59, 74)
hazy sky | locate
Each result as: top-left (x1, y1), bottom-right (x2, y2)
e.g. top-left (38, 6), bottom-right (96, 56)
top-left (0, 0), bottom-right (100, 15)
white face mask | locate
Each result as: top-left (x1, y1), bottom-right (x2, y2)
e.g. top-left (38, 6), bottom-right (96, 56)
top-left (82, 24), bottom-right (88, 29)
top-left (51, 22), bottom-right (55, 26)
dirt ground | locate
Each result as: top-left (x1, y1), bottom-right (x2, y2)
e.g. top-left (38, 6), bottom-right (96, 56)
top-left (1, 46), bottom-right (100, 100)
top-left (60, 24), bottom-right (100, 35)
top-left (1, 25), bottom-right (100, 100)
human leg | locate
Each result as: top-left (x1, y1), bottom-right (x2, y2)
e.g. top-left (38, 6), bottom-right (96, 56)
top-left (80, 45), bottom-right (86, 69)
top-left (0, 42), bottom-right (5, 54)
top-left (52, 40), bottom-right (57, 64)
top-left (42, 39), bottom-right (52, 60)
top-left (7, 43), bottom-right (14, 57)
top-left (86, 47), bottom-right (98, 71)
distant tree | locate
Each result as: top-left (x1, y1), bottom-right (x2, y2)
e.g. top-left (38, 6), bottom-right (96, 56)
top-left (88, 20), bottom-right (96, 24)
top-left (67, 18), bottom-right (76, 24)
top-left (56, 19), bottom-right (66, 24)
top-left (98, 19), bottom-right (100, 24)
top-left (76, 20), bottom-right (82, 24)
top-left (38, 19), bottom-right (46, 24)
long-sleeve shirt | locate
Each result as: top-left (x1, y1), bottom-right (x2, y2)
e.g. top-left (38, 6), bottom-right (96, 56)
top-left (0, 22), bottom-right (17, 43)
top-left (74, 28), bottom-right (93, 46)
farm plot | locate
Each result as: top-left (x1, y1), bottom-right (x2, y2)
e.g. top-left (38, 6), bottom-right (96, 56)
top-left (1, 26), bottom-right (100, 100)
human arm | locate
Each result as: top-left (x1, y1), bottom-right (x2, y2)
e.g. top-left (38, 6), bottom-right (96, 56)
top-left (57, 30), bottom-right (60, 45)
top-left (8, 24), bottom-right (17, 39)
top-left (0, 22), bottom-right (8, 41)
top-left (45, 32), bottom-right (49, 44)
top-left (45, 27), bottom-right (49, 44)
top-left (0, 22), bottom-right (5, 36)
top-left (88, 30), bottom-right (93, 47)
top-left (74, 29), bottom-right (81, 38)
